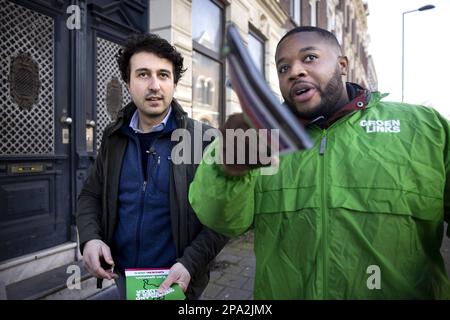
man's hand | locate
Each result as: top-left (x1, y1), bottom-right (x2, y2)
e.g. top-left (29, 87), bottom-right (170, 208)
top-left (82, 239), bottom-right (118, 280)
top-left (158, 262), bottom-right (191, 293)
top-left (220, 113), bottom-right (277, 176)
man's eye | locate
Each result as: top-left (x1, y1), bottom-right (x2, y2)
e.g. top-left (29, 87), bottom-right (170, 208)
top-left (304, 55), bottom-right (317, 62)
top-left (278, 65), bottom-right (289, 74)
top-left (160, 73), bottom-right (169, 79)
top-left (138, 72), bottom-right (148, 78)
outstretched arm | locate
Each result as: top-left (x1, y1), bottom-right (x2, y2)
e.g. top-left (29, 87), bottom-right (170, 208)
top-left (189, 141), bottom-right (260, 238)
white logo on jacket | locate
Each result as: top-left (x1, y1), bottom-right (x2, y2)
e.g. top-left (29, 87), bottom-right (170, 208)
top-left (360, 120), bottom-right (401, 133)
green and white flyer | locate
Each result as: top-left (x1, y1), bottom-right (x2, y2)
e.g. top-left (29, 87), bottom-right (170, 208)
top-left (125, 268), bottom-right (186, 300)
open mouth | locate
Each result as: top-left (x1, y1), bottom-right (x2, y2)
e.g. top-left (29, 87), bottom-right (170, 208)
top-left (295, 88), bottom-right (312, 96)
top-left (291, 83), bottom-right (316, 103)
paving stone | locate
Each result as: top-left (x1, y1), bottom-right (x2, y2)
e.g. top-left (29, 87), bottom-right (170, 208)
top-left (215, 273), bottom-right (249, 289)
top-left (240, 256), bottom-right (256, 268)
top-left (241, 277), bottom-right (254, 291)
top-left (222, 264), bottom-right (244, 275)
top-left (216, 287), bottom-right (253, 300)
top-left (215, 253), bottom-right (242, 265)
top-left (240, 266), bottom-right (255, 277)
top-left (209, 270), bottom-right (223, 282)
top-left (202, 230), bottom-right (255, 300)
top-left (201, 283), bottom-right (224, 299)
top-left (233, 249), bottom-right (254, 257)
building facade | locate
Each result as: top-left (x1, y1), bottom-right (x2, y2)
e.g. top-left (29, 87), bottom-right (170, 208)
top-left (279, 0), bottom-right (378, 91)
top-left (149, 0), bottom-right (290, 128)
top-left (0, 0), bottom-right (376, 299)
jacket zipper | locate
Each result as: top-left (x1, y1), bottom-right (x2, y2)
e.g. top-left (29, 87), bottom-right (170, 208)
top-left (319, 135), bottom-right (327, 155)
top-left (135, 139), bottom-right (159, 266)
top-left (316, 107), bottom-right (360, 297)
top-left (319, 129), bottom-right (328, 298)
top-left (135, 179), bottom-right (146, 266)
top-left (134, 139), bottom-right (147, 267)
top-left (148, 142), bottom-right (159, 191)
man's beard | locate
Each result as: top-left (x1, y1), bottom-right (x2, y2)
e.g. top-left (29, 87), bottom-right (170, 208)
top-left (286, 66), bottom-right (345, 120)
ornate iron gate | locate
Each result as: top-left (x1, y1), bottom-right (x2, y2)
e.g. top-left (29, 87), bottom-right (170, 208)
top-left (0, 0), bottom-right (55, 155)
top-left (95, 37), bottom-right (131, 151)
top-left (0, 0), bottom-right (71, 261)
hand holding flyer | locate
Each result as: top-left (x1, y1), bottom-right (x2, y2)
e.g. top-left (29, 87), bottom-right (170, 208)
top-left (125, 268), bottom-right (186, 300)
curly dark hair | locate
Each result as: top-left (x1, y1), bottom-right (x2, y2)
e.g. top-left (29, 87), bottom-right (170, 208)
top-left (117, 33), bottom-right (186, 84)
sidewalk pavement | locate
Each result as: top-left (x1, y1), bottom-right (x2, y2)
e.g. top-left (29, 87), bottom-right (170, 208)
top-left (199, 231), bottom-right (255, 300)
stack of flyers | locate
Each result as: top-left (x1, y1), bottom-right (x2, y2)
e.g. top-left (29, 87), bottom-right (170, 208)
top-left (125, 268), bottom-right (186, 300)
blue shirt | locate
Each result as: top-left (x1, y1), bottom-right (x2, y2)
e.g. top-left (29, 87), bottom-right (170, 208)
top-left (129, 107), bottom-right (172, 177)
top-left (128, 106), bottom-right (172, 133)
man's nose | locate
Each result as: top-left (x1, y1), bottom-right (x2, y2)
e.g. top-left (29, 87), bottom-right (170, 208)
top-left (289, 62), bottom-right (307, 80)
top-left (147, 76), bottom-right (161, 91)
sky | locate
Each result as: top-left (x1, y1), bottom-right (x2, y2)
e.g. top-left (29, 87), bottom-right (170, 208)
top-left (366, 0), bottom-right (450, 117)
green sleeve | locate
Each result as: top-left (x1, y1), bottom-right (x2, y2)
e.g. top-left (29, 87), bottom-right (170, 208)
top-left (189, 141), bottom-right (260, 237)
top-left (430, 108), bottom-right (450, 237)
top-left (438, 112), bottom-right (450, 237)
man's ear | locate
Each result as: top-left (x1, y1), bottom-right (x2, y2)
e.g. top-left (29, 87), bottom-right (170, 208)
top-left (339, 56), bottom-right (349, 75)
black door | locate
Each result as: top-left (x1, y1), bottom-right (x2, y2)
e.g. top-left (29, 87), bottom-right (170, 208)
top-left (0, 0), bottom-right (149, 263)
top-left (0, 0), bottom-right (72, 261)
top-left (85, 0), bottom-right (148, 156)
top-left (74, 0), bottom-right (148, 188)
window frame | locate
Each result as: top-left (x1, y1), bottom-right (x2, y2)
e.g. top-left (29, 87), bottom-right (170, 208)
top-left (191, 0), bottom-right (226, 126)
top-left (290, 0), bottom-right (301, 26)
top-left (309, 0), bottom-right (317, 27)
top-left (247, 25), bottom-right (266, 79)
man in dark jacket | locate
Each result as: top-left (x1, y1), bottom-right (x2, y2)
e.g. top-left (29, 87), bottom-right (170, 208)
top-left (76, 33), bottom-right (228, 300)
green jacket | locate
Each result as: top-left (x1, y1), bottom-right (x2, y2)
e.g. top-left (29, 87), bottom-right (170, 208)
top-left (189, 92), bottom-right (450, 299)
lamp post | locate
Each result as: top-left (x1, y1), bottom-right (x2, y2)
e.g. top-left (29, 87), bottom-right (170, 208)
top-left (402, 4), bottom-right (435, 102)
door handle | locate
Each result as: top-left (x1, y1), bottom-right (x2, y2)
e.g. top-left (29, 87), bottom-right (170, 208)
top-left (60, 116), bottom-right (73, 125)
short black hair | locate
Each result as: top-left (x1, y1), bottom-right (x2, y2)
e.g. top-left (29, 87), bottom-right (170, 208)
top-left (117, 33), bottom-right (186, 84)
top-left (276, 26), bottom-right (342, 53)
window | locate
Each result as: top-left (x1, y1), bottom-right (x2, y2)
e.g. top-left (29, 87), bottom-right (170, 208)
top-left (290, 0), bottom-right (301, 26)
top-left (192, 0), bottom-right (224, 128)
top-left (352, 18), bottom-right (356, 43)
top-left (335, 23), bottom-right (343, 45)
top-left (192, 52), bottom-right (220, 122)
top-left (346, 6), bottom-right (351, 32)
top-left (248, 29), bottom-right (265, 77)
top-left (309, 0), bottom-right (317, 26)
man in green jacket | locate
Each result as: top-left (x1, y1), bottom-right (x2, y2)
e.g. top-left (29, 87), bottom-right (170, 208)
top-left (189, 26), bottom-right (450, 299)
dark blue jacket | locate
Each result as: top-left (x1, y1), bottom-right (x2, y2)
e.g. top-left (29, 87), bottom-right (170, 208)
top-left (113, 113), bottom-right (178, 272)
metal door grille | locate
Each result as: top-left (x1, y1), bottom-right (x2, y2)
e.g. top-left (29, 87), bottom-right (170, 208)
top-left (0, 0), bottom-right (55, 155)
top-left (95, 37), bottom-right (131, 151)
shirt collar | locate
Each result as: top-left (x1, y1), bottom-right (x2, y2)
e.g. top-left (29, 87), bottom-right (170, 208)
top-left (129, 106), bottom-right (172, 134)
